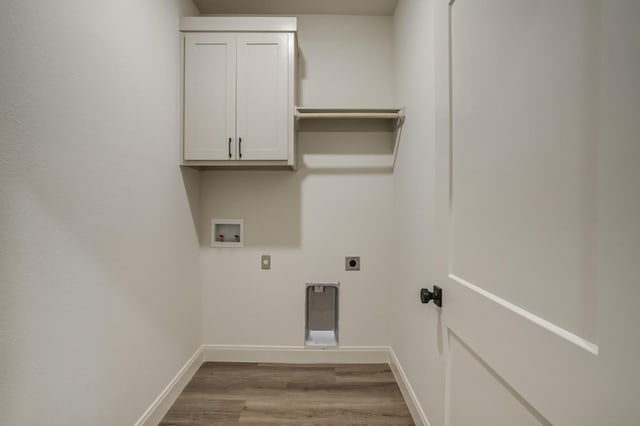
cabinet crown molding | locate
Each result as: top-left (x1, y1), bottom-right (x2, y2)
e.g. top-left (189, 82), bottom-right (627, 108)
top-left (180, 17), bottom-right (297, 32)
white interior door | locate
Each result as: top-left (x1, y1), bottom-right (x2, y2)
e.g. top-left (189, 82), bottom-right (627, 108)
top-left (183, 33), bottom-right (236, 160)
top-left (236, 33), bottom-right (289, 160)
top-left (434, 1), bottom-right (640, 424)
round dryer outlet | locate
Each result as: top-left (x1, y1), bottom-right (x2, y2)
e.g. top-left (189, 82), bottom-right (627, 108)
top-left (345, 256), bottom-right (360, 271)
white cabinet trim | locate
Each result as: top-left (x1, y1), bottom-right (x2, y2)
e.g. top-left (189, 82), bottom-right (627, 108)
top-left (180, 17), bottom-right (297, 33)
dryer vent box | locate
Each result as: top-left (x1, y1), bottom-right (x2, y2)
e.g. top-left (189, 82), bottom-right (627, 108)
top-left (305, 282), bottom-right (339, 347)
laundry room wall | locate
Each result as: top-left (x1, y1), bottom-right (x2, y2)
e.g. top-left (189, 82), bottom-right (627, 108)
top-left (0, 1), bottom-right (202, 424)
top-left (199, 14), bottom-right (397, 347)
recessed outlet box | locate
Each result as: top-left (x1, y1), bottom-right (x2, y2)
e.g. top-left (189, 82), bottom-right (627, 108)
top-left (345, 256), bottom-right (360, 271)
top-left (261, 255), bottom-right (271, 270)
top-left (211, 218), bottom-right (243, 247)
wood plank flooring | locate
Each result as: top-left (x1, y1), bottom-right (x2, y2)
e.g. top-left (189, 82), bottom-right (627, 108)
top-left (160, 362), bottom-right (415, 425)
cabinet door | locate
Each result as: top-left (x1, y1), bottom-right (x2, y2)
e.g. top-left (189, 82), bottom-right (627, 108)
top-left (184, 33), bottom-right (236, 161)
top-left (236, 33), bottom-right (290, 161)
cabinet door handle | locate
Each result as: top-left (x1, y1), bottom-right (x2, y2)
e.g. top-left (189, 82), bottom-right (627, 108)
top-left (228, 137), bottom-right (232, 159)
top-left (239, 137), bottom-right (242, 158)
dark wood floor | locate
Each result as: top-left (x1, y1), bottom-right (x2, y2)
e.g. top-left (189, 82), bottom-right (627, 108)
top-left (160, 362), bottom-right (415, 425)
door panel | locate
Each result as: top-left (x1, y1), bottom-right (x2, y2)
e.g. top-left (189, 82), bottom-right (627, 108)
top-left (448, 332), bottom-right (550, 426)
top-left (236, 33), bottom-right (289, 160)
top-left (450, 0), bottom-right (597, 342)
top-left (184, 33), bottom-right (236, 160)
top-left (435, 0), bottom-right (640, 424)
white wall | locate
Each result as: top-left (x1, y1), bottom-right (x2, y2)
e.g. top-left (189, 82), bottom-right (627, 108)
top-left (0, 1), bottom-right (201, 425)
top-left (200, 15), bottom-right (396, 347)
top-left (297, 15), bottom-right (394, 107)
top-left (391, 1), bottom-right (446, 425)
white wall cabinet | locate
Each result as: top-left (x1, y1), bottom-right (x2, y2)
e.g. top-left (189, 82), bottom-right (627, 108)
top-left (184, 33), bottom-right (236, 161)
top-left (181, 18), bottom-right (296, 168)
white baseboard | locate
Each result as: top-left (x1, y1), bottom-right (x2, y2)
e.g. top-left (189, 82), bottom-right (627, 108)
top-left (134, 346), bottom-right (204, 426)
top-left (135, 344), bottom-right (429, 426)
top-left (201, 344), bottom-right (390, 364)
top-left (388, 347), bottom-right (431, 426)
